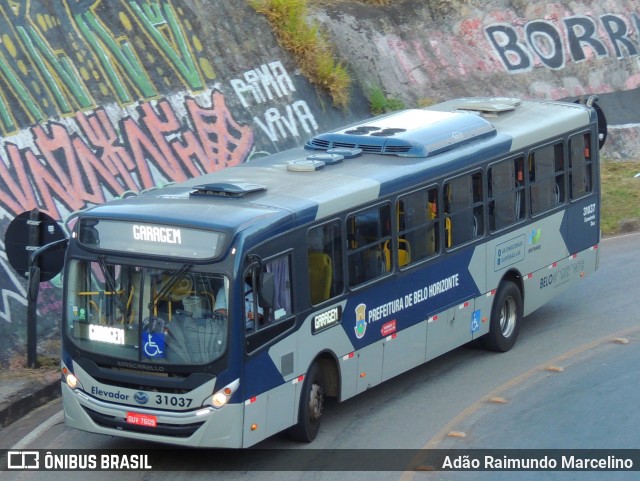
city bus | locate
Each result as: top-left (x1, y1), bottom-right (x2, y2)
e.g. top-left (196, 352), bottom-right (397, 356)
top-left (50, 97), bottom-right (603, 448)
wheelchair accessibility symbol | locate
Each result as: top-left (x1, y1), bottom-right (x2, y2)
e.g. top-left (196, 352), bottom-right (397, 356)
top-left (143, 332), bottom-right (165, 358)
top-left (470, 309), bottom-right (481, 335)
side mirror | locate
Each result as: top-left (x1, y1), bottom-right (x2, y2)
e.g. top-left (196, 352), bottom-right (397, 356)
top-left (258, 271), bottom-right (275, 309)
top-left (570, 96), bottom-right (607, 150)
top-left (26, 238), bottom-right (68, 301)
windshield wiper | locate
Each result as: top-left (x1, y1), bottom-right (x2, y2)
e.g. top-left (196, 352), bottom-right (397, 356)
top-left (148, 263), bottom-right (193, 314)
top-left (97, 255), bottom-right (126, 316)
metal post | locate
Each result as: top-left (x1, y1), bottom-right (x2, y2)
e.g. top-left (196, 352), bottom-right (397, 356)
top-left (26, 273), bottom-right (39, 368)
top-left (26, 208), bottom-right (40, 368)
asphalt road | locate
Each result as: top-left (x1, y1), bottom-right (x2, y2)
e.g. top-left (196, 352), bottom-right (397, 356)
top-left (2, 232), bottom-right (639, 480)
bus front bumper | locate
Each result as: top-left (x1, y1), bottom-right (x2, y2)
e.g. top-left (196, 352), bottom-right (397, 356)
top-left (62, 382), bottom-right (244, 448)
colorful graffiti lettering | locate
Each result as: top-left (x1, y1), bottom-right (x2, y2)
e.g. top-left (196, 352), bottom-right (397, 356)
top-left (0, 89), bottom-right (253, 222)
top-left (0, 0), bottom-right (214, 136)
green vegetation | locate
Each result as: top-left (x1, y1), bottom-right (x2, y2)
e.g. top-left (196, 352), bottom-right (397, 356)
top-left (249, 0), bottom-right (351, 109)
top-left (600, 161), bottom-right (640, 236)
top-left (369, 87), bottom-right (405, 115)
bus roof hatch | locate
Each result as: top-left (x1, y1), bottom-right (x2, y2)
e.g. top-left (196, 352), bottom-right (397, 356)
top-left (190, 182), bottom-right (267, 198)
top-left (454, 97), bottom-right (522, 115)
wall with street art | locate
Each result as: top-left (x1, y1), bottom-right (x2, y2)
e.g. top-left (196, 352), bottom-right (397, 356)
top-left (1, 0), bottom-right (639, 366)
top-left (312, 0), bottom-right (640, 159)
top-left (0, 0), bottom-right (367, 366)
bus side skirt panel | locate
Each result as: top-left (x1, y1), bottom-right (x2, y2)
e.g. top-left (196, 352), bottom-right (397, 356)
top-left (381, 321), bottom-right (427, 382)
top-left (242, 379), bottom-right (298, 447)
top-left (522, 247), bottom-right (598, 317)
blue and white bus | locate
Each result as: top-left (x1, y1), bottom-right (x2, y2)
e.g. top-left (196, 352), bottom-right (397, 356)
top-left (55, 97), bottom-right (603, 447)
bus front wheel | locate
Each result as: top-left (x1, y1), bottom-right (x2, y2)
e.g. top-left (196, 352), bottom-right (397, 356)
top-left (482, 281), bottom-right (522, 352)
top-left (288, 361), bottom-right (324, 442)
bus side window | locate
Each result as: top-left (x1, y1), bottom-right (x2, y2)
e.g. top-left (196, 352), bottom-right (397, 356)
top-left (397, 186), bottom-right (439, 265)
top-left (347, 205), bottom-right (391, 287)
top-left (444, 172), bottom-right (483, 248)
top-left (307, 221), bottom-right (343, 305)
top-left (529, 142), bottom-right (565, 215)
top-left (569, 132), bottom-right (593, 199)
top-left (384, 202), bottom-right (411, 270)
top-left (488, 156), bottom-right (525, 231)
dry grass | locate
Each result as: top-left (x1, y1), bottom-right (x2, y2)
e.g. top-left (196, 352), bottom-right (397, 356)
top-left (250, 0), bottom-right (351, 109)
top-left (3, 353), bottom-right (59, 377)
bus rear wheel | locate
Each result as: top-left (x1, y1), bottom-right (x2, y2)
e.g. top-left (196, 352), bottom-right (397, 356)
top-left (482, 281), bottom-right (522, 352)
top-left (288, 361), bottom-right (325, 443)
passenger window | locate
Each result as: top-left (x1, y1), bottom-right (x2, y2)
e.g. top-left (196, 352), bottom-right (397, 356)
top-left (488, 157), bottom-right (525, 231)
top-left (347, 205), bottom-right (391, 287)
top-left (529, 142), bottom-right (565, 215)
top-left (444, 172), bottom-right (483, 248)
top-left (569, 133), bottom-right (593, 199)
top-left (397, 186), bottom-right (439, 265)
top-left (307, 221), bottom-right (344, 304)
top-left (242, 254), bottom-right (293, 334)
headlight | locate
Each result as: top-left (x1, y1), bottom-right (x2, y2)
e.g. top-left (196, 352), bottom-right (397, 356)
top-left (212, 391), bottom-right (229, 408)
top-left (210, 379), bottom-right (239, 409)
top-left (62, 366), bottom-right (79, 389)
top-left (66, 373), bottom-right (79, 389)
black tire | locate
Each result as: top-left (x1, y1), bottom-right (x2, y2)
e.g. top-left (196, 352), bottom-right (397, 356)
top-left (288, 361), bottom-right (324, 443)
top-left (481, 281), bottom-right (522, 352)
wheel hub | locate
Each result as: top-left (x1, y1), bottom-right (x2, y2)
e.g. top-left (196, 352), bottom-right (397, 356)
top-left (500, 296), bottom-right (517, 338)
top-left (309, 383), bottom-right (324, 421)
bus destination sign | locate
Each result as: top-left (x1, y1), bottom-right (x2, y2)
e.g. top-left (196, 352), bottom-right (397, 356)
top-left (77, 218), bottom-right (226, 259)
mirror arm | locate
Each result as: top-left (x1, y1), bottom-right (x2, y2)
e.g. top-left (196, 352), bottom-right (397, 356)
top-left (28, 238), bottom-right (68, 301)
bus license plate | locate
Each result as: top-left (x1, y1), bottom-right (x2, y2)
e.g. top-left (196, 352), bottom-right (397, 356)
top-left (126, 412), bottom-right (157, 428)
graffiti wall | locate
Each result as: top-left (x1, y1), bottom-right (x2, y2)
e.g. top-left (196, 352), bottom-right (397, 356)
top-left (316, 0), bottom-right (640, 99)
top-left (0, 0), bottom-right (366, 366)
top-left (313, 0), bottom-right (640, 159)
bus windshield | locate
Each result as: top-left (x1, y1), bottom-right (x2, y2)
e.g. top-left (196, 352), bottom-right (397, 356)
top-left (65, 259), bottom-right (227, 365)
